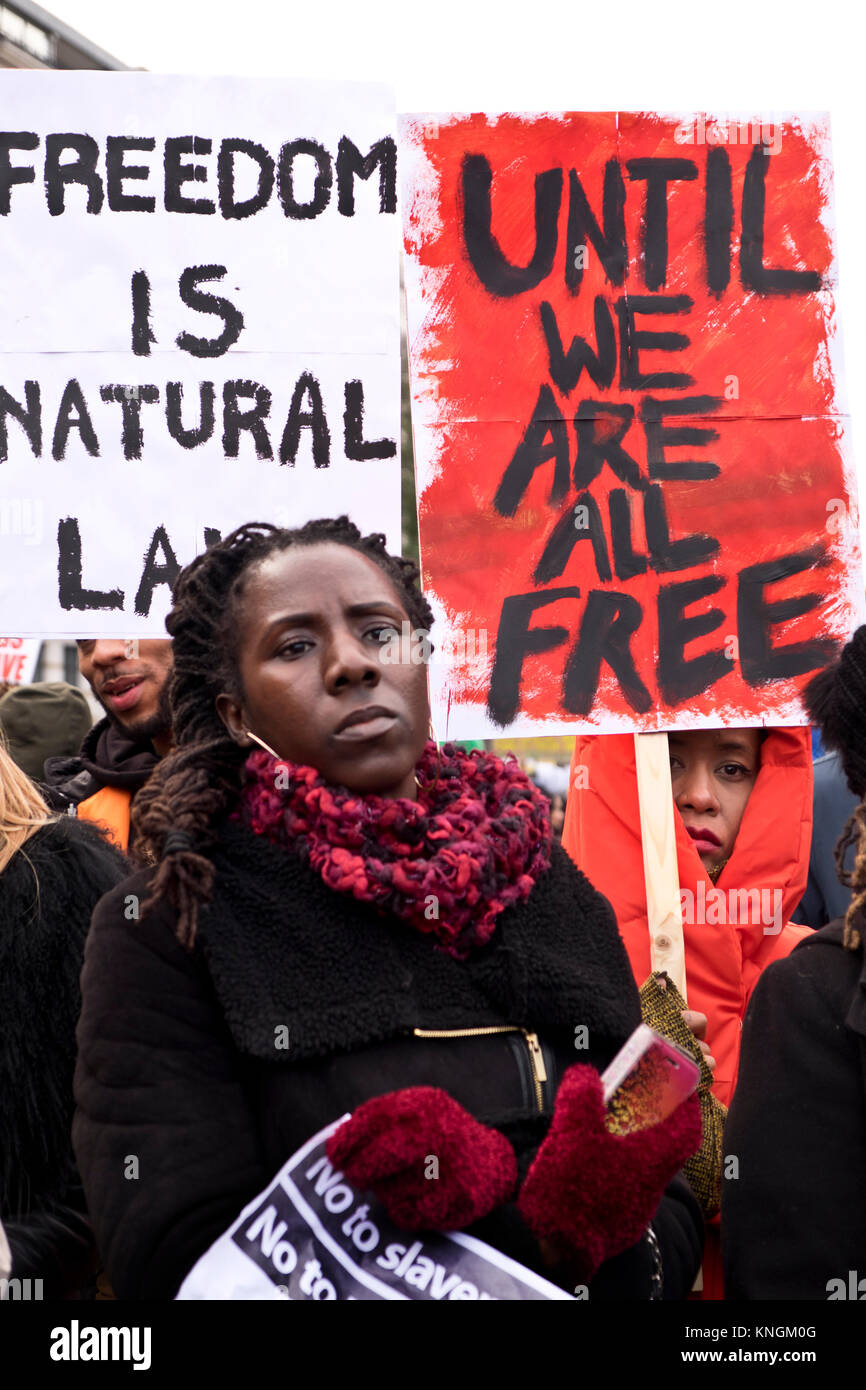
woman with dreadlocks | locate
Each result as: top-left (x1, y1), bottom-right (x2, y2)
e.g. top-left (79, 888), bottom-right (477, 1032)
top-left (73, 517), bottom-right (703, 1301)
top-left (722, 625), bottom-right (866, 1298)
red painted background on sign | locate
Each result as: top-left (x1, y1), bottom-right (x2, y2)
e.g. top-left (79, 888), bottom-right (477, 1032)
top-left (402, 112), bottom-right (861, 733)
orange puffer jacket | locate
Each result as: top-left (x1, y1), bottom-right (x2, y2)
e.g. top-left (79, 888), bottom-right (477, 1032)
top-left (561, 727), bottom-right (814, 1109)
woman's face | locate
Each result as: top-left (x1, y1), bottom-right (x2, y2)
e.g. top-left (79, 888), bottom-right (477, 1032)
top-left (216, 543), bottom-right (430, 798)
top-left (669, 728), bottom-right (763, 872)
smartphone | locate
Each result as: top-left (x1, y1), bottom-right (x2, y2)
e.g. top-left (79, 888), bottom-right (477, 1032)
top-left (600, 1024), bottom-right (700, 1136)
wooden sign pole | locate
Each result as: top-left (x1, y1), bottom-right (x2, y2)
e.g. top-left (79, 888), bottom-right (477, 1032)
top-left (634, 731), bottom-right (688, 1004)
top-left (634, 732), bottom-right (702, 1291)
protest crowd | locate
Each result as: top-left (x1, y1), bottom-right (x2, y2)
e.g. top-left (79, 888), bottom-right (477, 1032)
top-left (0, 21), bottom-right (863, 1325)
top-left (0, 519), bottom-right (864, 1303)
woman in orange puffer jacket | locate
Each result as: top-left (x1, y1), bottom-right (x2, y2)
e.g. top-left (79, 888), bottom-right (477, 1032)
top-left (562, 725), bottom-right (813, 1296)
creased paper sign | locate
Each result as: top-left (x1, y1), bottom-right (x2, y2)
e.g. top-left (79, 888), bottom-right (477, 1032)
top-left (0, 73), bottom-right (400, 637)
top-left (177, 1117), bottom-right (573, 1301)
top-left (402, 111), bottom-right (863, 738)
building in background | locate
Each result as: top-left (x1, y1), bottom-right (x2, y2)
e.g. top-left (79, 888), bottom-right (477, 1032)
top-left (1, 3), bottom-right (131, 710)
top-left (0, 0), bottom-right (128, 70)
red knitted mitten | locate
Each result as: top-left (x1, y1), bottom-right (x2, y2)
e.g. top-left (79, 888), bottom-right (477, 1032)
top-left (326, 1086), bottom-right (517, 1231)
top-left (517, 1064), bottom-right (702, 1282)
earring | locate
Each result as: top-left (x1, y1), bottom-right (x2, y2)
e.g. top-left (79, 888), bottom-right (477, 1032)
top-left (244, 729), bottom-right (281, 760)
top-left (427, 715), bottom-right (442, 792)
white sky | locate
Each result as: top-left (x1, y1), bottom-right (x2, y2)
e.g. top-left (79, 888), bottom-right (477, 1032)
top-left (36, 1), bottom-right (866, 527)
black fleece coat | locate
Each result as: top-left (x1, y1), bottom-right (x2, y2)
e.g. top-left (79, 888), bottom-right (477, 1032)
top-left (722, 918), bottom-right (866, 1298)
top-left (0, 815), bottom-right (130, 1291)
top-left (73, 822), bottom-right (703, 1301)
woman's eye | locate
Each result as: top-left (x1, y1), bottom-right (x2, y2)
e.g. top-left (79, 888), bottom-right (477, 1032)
top-left (720, 763), bottom-right (748, 777)
top-left (277, 638), bottom-right (312, 658)
top-left (367, 624), bottom-right (399, 644)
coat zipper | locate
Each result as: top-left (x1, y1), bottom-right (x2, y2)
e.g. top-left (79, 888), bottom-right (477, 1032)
top-left (412, 1025), bottom-right (548, 1113)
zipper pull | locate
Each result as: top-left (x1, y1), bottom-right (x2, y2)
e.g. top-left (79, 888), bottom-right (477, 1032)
top-left (523, 1030), bottom-right (547, 1086)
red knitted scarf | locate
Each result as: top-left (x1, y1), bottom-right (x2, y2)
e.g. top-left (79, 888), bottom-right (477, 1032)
top-left (234, 740), bottom-right (552, 958)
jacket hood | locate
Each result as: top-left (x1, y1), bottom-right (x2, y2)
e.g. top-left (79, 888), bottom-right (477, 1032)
top-left (562, 727), bottom-right (814, 1104)
top-left (43, 715), bottom-right (160, 800)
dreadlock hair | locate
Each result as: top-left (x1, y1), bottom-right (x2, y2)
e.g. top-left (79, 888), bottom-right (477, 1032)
top-left (132, 516), bottom-right (435, 950)
top-left (803, 629), bottom-right (866, 952)
top-left (832, 807), bottom-right (865, 952)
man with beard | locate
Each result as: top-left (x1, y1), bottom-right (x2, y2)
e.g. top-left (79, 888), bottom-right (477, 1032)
top-left (42, 639), bottom-right (173, 857)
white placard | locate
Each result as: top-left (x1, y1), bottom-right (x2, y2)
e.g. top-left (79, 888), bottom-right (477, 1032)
top-left (0, 74), bottom-right (400, 636)
top-left (177, 1117), bottom-right (574, 1301)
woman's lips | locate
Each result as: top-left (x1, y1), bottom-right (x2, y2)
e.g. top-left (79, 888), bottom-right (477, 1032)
top-left (333, 712), bottom-right (397, 743)
top-left (686, 825), bottom-right (722, 855)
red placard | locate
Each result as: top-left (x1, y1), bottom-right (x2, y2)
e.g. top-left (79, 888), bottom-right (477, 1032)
top-left (402, 112), bottom-right (862, 736)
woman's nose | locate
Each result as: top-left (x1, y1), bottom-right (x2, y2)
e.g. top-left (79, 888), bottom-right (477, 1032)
top-left (675, 766), bottom-right (718, 812)
top-left (324, 632), bottom-right (379, 691)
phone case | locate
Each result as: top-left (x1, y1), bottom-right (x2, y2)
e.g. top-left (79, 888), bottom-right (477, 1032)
top-left (600, 1023), bottom-right (700, 1136)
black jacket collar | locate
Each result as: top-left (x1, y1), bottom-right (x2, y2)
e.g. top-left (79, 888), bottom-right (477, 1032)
top-left (195, 821), bottom-right (640, 1064)
top-left (44, 716), bottom-right (160, 802)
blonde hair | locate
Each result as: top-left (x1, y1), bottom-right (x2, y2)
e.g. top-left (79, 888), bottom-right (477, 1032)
top-left (0, 736), bottom-right (56, 875)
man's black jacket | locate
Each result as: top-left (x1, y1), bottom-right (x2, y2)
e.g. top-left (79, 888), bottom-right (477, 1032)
top-left (42, 714), bottom-right (159, 811)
